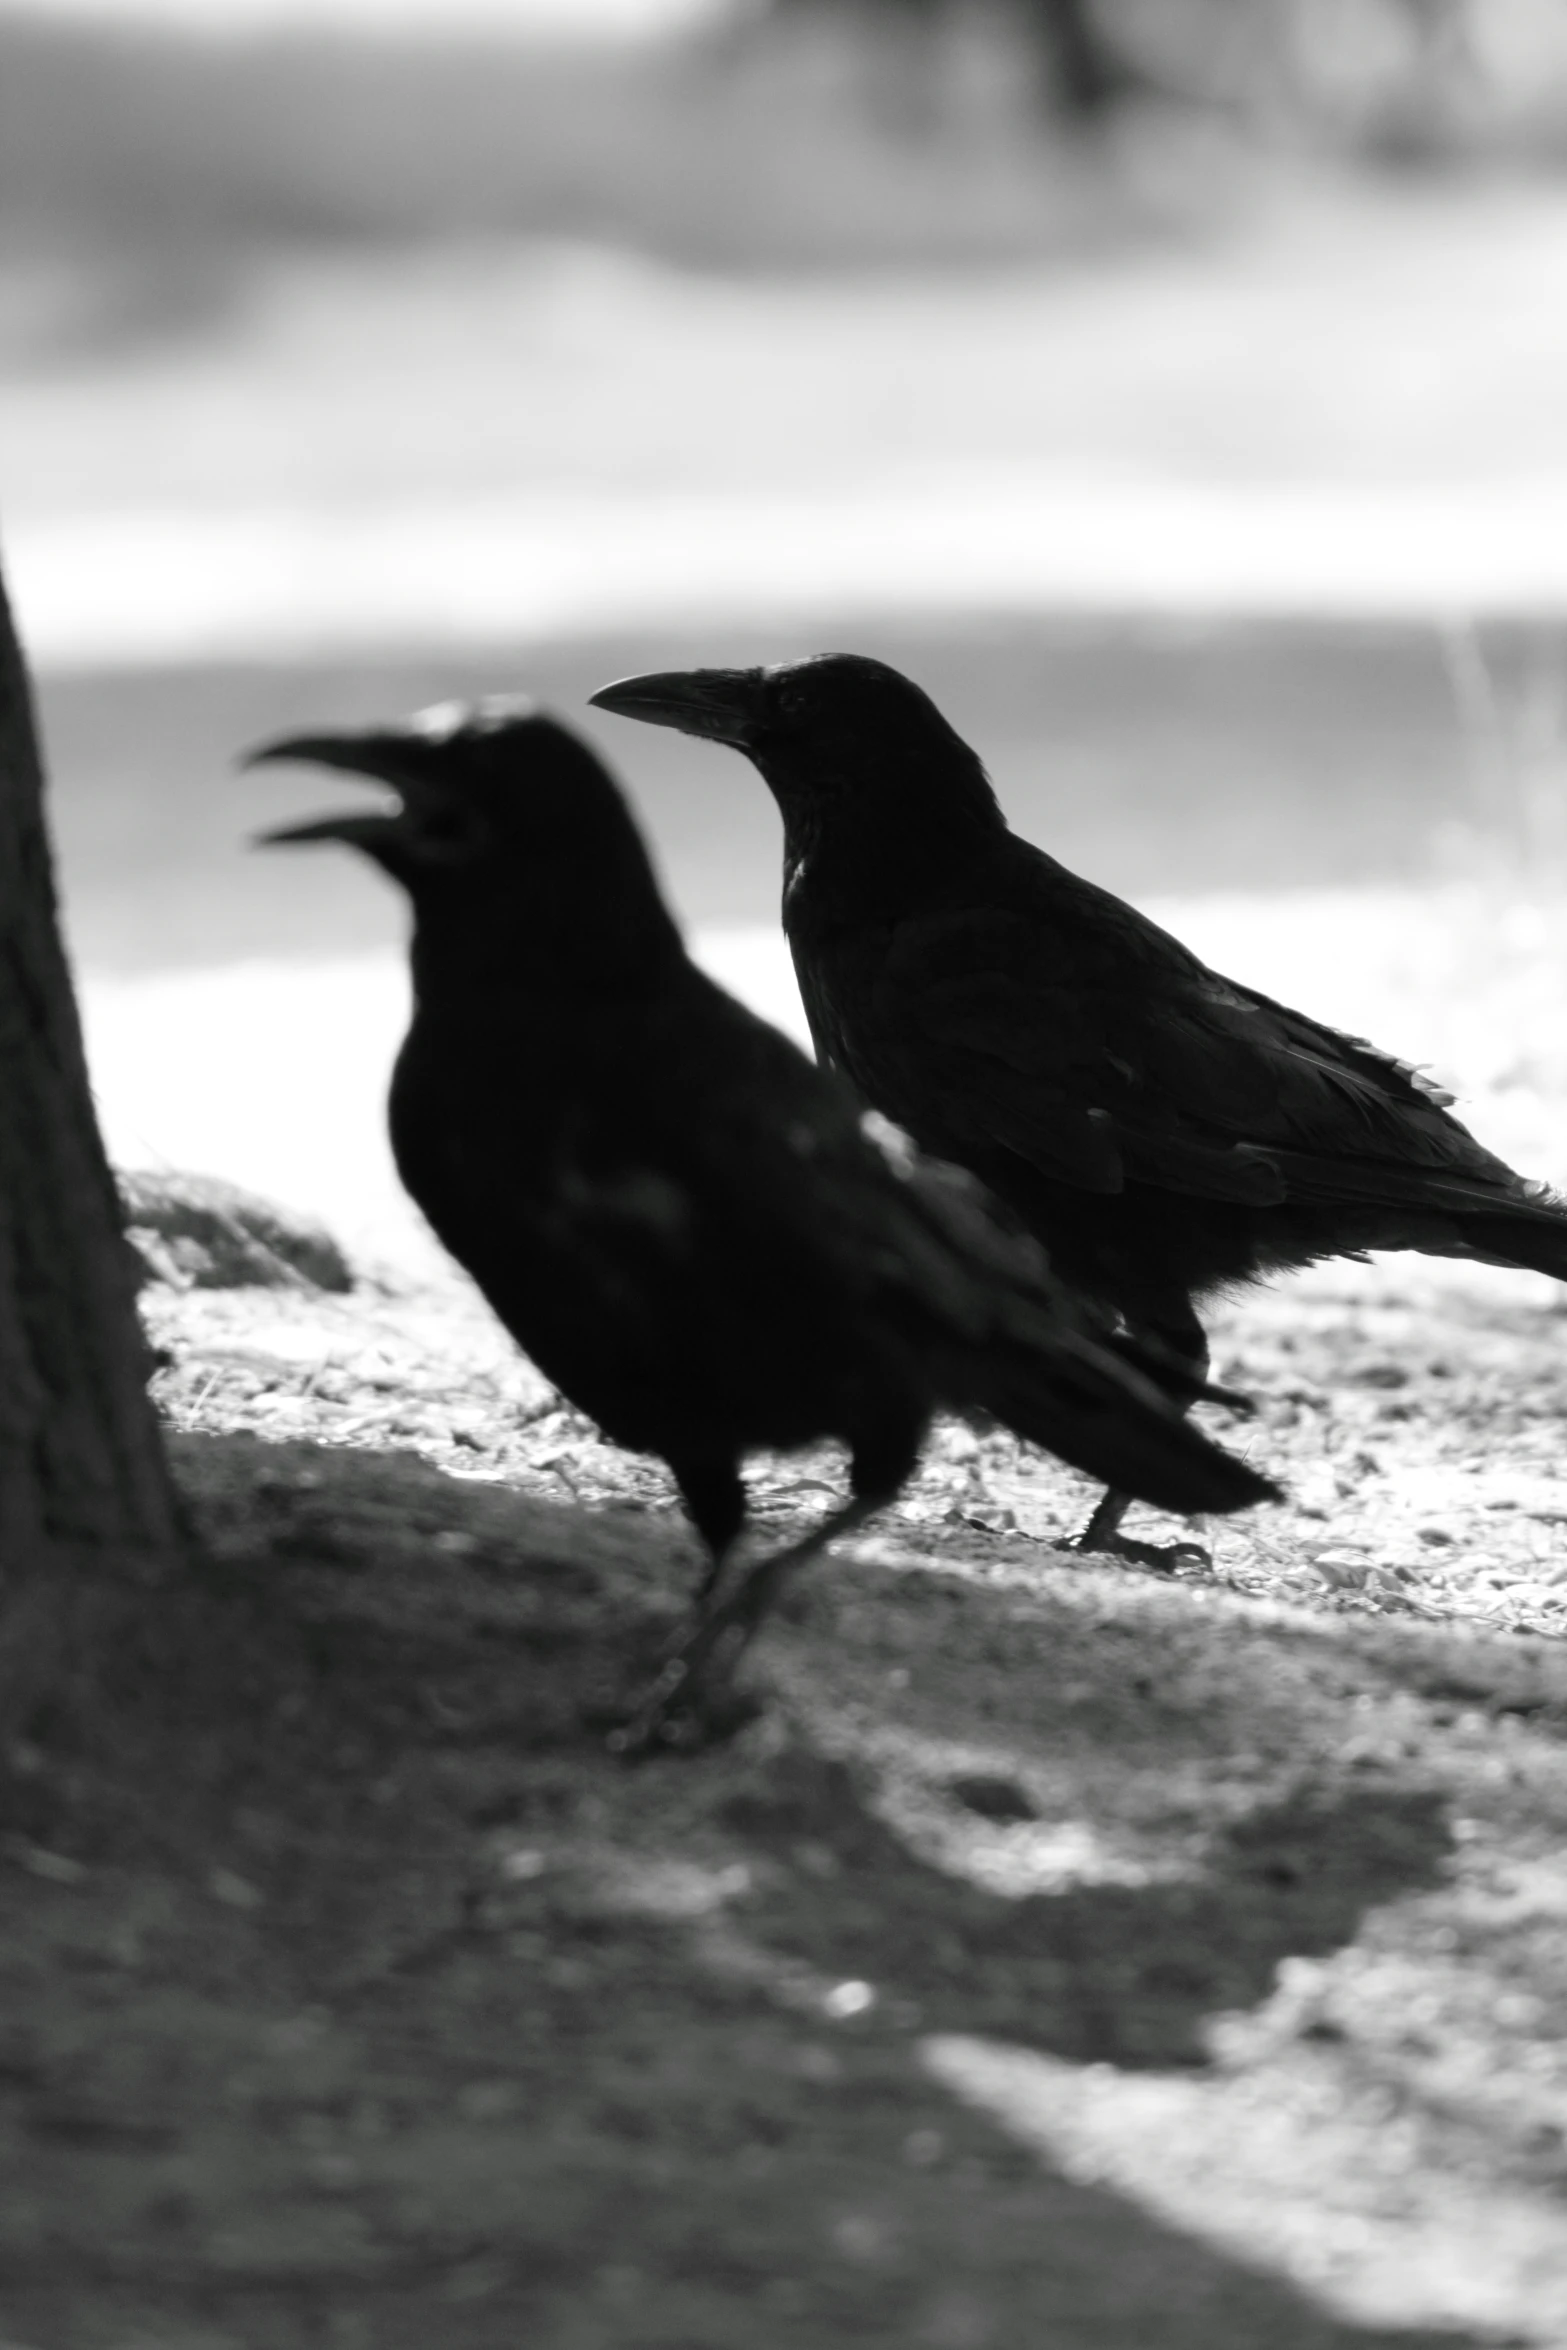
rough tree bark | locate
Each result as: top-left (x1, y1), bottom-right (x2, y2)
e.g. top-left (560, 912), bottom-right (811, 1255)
top-left (0, 551), bottom-right (182, 1628)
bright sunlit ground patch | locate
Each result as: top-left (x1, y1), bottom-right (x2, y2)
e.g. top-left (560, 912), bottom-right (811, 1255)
top-left (925, 2022), bottom-right (1567, 2341)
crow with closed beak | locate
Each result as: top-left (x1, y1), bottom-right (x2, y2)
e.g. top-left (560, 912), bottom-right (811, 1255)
top-left (591, 651), bottom-right (1567, 1566)
top-left (250, 696), bottom-right (1275, 1744)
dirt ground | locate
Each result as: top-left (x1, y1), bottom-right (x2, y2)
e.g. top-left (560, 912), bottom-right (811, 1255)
top-left (5, 1245), bottom-right (1567, 2349)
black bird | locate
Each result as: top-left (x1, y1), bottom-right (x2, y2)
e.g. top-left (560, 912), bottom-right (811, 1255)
top-left (590, 651), bottom-right (1567, 1564)
top-left (249, 696), bottom-right (1275, 1741)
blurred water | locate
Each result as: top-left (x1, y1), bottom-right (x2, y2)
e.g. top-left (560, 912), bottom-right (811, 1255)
top-left (20, 472), bottom-right (1567, 676)
top-left (11, 188), bottom-right (1567, 668)
top-left (9, 179), bottom-right (1566, 980)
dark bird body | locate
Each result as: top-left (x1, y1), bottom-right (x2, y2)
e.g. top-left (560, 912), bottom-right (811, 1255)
top-left (591, 652), bottom-right (1567, 1556)
top-left (251, 697), bottom-right (1273, 1735)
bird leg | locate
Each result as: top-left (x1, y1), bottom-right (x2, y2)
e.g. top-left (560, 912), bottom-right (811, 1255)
top-left (1071, 1302), bottom-right (1213, 1570)
top-left (670, 1457), bottom-right (749, 1608)
top-left (691, 1542), bottom-right (732, 1610)
top-left (610, 1493), bottom-right (882, 1758)
top-left (1076, 1485), bottom-right (1132, 1552)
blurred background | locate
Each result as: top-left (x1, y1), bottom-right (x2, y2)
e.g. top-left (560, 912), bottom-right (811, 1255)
top-left (6, 0), bottom-right (1567, 1261)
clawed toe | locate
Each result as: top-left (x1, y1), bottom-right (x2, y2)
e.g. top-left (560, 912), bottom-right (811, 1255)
top-left (608, 1494), bottom-right (881, 1758)
top-left (605, 1612), bottom-right (761, 1758)
top-left (1071, 1526), bottom-right (1212, 1574)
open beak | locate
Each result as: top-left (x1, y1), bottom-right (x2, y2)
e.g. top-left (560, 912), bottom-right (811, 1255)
top-left (243, 729), bottom-right (426, 850)
top-left (588, 667), bottom-right (766, 750)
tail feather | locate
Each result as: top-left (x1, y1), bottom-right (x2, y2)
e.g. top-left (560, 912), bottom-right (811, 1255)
top-left (983, 1337), bottom-right (1280, 1521)
top-left (1460, 1208), bottom-right (1567, 1282)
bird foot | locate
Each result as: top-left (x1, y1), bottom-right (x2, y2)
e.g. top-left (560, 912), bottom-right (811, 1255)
top-left (604, 1616), bottom-right (763, 1760)
top-left (607, 1494), bottom-right (879, 1759)
top-left (1071, 1526), bottom-right (1212, 1574)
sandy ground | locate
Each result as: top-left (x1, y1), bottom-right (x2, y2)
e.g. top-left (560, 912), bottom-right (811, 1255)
top-left (5, 1241), bottom-right (1567, 2348)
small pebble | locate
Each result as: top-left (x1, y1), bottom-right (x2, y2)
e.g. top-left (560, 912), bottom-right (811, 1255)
top-left (13, 1846), bottom-right (86, 1885)
top-left (824, 1980), bottom-right (876, 2020)
top-left (208, 1868), bottom-right (264, 1910)
top-left (498, 1847), bottom-right (548, 1882)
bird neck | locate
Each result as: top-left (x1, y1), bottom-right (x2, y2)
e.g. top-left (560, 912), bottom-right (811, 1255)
top-left (406, 886), bottom-right (688, 1012)
top-left (778, 775), bottom-right (1004, 921)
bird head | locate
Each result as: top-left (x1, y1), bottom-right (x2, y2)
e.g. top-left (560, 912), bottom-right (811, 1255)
top-left (589, 653), bottom-right (1001, 852)
top-left (247, 696), bottom-right (683, 983)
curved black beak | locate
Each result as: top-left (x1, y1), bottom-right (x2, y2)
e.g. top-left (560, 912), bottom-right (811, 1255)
top-left (242, 728), bottom-right (433, 850)
top-left (588, 667), bottom-right (766, 750)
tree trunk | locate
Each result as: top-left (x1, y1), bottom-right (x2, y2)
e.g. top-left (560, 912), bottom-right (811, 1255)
top-left (0, 553), bottom-right (182, 1616)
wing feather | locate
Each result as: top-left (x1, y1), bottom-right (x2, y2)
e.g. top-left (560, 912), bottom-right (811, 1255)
top-left (862, 876), bottom-right (1537, 1218)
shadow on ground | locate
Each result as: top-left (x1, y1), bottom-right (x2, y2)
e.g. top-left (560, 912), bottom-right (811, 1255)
top-left (4, 1427), bottom-right (1551, 2348)
top-left (720, 1752), bottom-right (1451, 2066)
